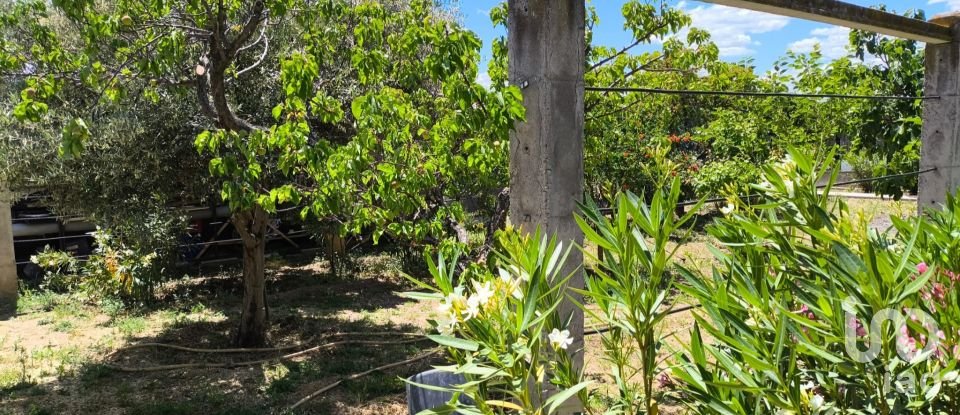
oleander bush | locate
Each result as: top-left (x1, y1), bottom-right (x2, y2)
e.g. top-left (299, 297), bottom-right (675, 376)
top-left (408, 176), bottom-right (697, 414)
top-left (405, 228), bottom-right (589, 414)
top-left (673, 149), bottom-right (960, 414)
top-left (411, 149), bottom-right (960, 415)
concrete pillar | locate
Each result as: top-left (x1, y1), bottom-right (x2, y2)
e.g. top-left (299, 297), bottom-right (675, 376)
top-left (507, 0), bottom-right (585, 412)
top-left (920, 13), bottom-right (960, 210)
top-left (0, 191), bottom-right (17, 318)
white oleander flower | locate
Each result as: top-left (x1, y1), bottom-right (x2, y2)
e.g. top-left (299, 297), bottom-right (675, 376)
top-left (437, 318), bottom-right (457, 335)
top-left (464, 295), bottom-right (482, 320)
top-left (498, 267), bottom-right (512, 283)
top-left (548, 328), bottom-right (574, 350)
top-left (720, 203), bottom-right (735, 215)
top-left (810, 394), bottom-right (825, 412)
top-left (438, 287), bottom-right (466, 316)
top-left (472, 280), bottom-right (495, 306)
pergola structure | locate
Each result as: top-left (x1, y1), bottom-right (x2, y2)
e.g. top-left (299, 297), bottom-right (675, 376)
top-left (507, 1), bottom-right (960, 412)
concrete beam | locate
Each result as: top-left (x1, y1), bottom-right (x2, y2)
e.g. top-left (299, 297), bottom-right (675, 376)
top-left (920, 14), bottom-right (960, 210)
top-left (507, 0), bottom-right (585, 412)
top-left (701, 0), bottom-right (954, 44)
top-left (0, 192), bottom-right (17, 318)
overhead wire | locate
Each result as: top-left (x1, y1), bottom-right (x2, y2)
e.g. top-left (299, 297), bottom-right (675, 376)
top-left (584, 86), bottom-right (934, 101)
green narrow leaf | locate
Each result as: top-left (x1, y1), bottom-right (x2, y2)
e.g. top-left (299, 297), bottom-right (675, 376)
top-left (427, 335), bottom-right (479, 352)
top-left (544, 381), bottom-right (592, 414)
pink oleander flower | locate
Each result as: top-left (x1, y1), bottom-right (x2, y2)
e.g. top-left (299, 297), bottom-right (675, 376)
top-left (920, 283), bottom-right (947, 307)
top-left (797, 304), bottom-right (816, 320)
top-left (657, 372), bottom-right (676, 389)
top-left (898, 333), bottom-right (919, 360)
top-left (846, 315), bottom-right (867, 337)
top-left (932, 283), bottom-right (947, 303)
top-left (917, 262), bottom-right (928, 274)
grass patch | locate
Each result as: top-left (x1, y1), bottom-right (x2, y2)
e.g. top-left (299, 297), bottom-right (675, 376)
top-left (52, 320), bottom-right (74, 333)
top-left (51, 300), bottom-right (89, 321)
top-left (114, 316), bottom-right (148, 337)
top-left (30, 345), bottom-right (86, 378)
top-left (16, 289), bottom-right (64, 314)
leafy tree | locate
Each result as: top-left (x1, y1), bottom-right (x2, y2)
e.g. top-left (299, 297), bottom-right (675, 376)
top-left (0, 0), bottom-right (522, 346)
top-left (785, 7), bottom-right (925, 198)
top-left (846, 9), bottom-right (925, 198)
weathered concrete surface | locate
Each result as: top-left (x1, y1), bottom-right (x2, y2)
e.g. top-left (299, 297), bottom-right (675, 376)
top-left (0, 194), bottom-right (17, 318)
top-left (702, 0), bottom-right (953, 44)
top-left (920, 14), bottom-right (960, 211)
top-left (508, 0), bottom-right (585, 412)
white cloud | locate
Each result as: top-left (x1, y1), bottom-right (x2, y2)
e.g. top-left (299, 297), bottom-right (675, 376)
top-left (476, 72), bottom-right (492, 88)
top-left (680, 4), bottom-right (790, 57)
top-left (788, 27), bottom-right (851, 60)
top-left (930, 0), bottom-right (960, 10)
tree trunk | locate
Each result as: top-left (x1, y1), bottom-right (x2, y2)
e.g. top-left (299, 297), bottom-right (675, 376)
top-left (233, 206), bottom-right (269, 347)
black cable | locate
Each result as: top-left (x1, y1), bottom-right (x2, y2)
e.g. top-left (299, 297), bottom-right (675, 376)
top-left (829, 167), bottom-right (935, 188)
top-left (584, 86), bottom-right (935, 101)
top-left (586, 93), bottom-right (648, 121)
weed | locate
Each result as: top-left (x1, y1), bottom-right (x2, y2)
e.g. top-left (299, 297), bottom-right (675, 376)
top-left (263, 363), bottom-right (295, 398)
top-left (100, 298), bottom-right (126, 318)
top-left (114, 316), bottom-right (147, 337)
top-left (31, 345), bottom-right (85, 377)
top-left (189, 302), bottom-right (207, 314)
top-left (51, 300), bottom-right (88, 321)
top-left (16, 289), bottom-right (61, 314)
top-left (52, 320), bottom-right (74, 333)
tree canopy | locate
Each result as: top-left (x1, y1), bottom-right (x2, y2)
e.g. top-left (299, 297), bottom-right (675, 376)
top-left (0, 0), bottom-right (928, 344)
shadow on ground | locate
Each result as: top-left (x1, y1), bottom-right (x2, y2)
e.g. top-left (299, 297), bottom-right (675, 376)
top-left (0, 250), bottom-right (443, 415)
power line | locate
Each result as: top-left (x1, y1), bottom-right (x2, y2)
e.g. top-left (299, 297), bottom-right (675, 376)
top-left (584, 86), bottom-right (935, 101)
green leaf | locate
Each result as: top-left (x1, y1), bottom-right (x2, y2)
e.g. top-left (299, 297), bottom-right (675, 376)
top-left (426, 335), bottom-right (479, 352)
top-left (544, 381), bottom-right (592, 414)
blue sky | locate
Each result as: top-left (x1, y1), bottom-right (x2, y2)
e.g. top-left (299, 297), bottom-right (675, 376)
top-left (460, 0), bottom-right (960, 82)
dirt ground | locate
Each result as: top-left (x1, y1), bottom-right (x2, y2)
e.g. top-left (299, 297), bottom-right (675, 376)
top-left (0, 199), bottom-right (911, 415)
top-left (0, 254), bottom-right (439, 415)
